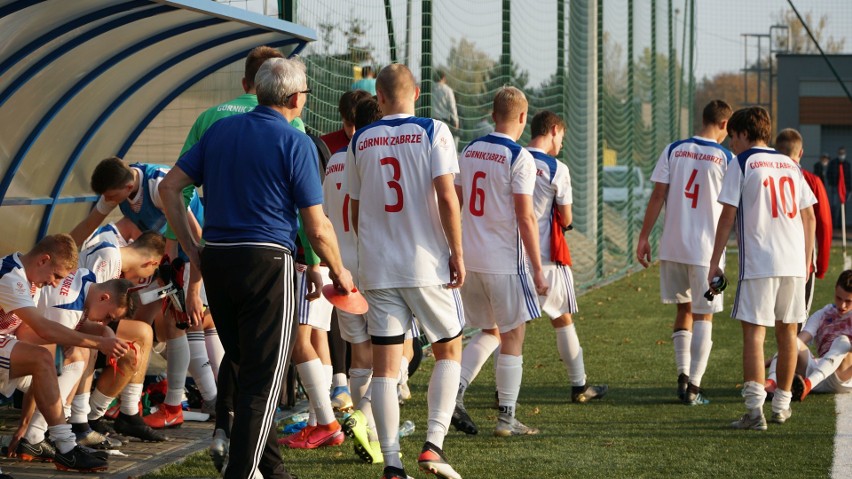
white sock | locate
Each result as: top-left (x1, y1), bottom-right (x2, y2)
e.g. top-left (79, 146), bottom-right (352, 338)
top-left (88, 388), bottom-right (115, 420)
top-left (323, 364), bottom-right (334, 394)
top-left (333, 372), bottom-right (348, 389)
top-left (26, 361), bottom-right (85, 444)
top-left (120, 383), bottom-right (144, 416)
top-left (358, 382), bottom-right (378, 441)
top-left (555, 324), bottom-right (586, 386)
top-left (165, 336), bottom-right (190, 406)
top-left (771, 388), bottom-right (792, 414)
top-left (372, 376), bottom-right (402, 469)
top-left (204, 328), bottom-right (225, 379)
top-left (349, 368), bottom-right (372, 407)
top-left (496, 354), bottom-right (523, 417)
top-left (70, 393), bottom-right (90, 425)
top-left (767, 354), bottom-right (778, 383)
top-left (47, 424), bottom-right (76, 454)
top-left (187, 331), bottom-right (217, 402)
top-left (459, 333), bottom-right (500, 399)
top-left (743, 380), bottom-right (767, 414)
top-left (689, 321), bottom-right (713, 387)
top-left (672, 330), bottom-right (692, 376)
top-left (297, 359), bottom-right (335, 425)
top-left (426, 360), bottom-right (460, 449)
top-left (809, 336), bottom-right (852, 386)
top-left (399, 356), bottom-right (410, 387)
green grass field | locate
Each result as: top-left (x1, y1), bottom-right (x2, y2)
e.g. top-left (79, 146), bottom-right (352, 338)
top-left (146, 248), bottom-right (845, 479)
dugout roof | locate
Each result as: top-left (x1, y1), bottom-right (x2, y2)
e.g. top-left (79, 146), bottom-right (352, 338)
top-left (0, 0), bottom-right (315, 250)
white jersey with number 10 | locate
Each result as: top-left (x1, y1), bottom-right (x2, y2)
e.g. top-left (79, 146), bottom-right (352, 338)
top-left (650, 136), bottom-right (733, 266)
top-left (346, 114), bottom-right (458, 290)
top-left (718, 147), bottom-right (817, 280)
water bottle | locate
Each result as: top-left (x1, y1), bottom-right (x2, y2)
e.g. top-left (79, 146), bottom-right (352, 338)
top-left (398, 420), bottom-right (415, 438)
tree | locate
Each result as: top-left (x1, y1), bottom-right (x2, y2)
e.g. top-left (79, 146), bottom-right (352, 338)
top-left (772, 9), bottom-right (845, 54)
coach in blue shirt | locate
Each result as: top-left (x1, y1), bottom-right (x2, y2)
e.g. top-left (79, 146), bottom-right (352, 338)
top-left (161, 57), bottom-right (353, 479)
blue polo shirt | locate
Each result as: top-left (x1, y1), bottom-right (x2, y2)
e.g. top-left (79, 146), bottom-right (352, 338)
top-left (176, 106), bottom-right (323, 251)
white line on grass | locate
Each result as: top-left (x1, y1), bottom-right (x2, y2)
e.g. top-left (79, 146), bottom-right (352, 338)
top-left (833, 393), bottom-right (852, 478)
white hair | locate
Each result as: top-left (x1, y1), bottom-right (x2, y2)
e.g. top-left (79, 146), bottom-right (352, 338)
top-left (255, 57), bottom-right (307, 107)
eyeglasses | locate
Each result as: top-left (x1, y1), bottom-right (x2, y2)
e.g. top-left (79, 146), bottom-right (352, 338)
top-left (287, 88), bottom-right (312, 100)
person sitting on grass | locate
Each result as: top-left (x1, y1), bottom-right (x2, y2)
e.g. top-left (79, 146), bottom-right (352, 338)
top-left (765, 269), bottom-right (852, 401)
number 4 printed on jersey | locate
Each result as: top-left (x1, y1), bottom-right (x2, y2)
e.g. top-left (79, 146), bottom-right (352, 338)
top-left (684, 169), bottom-right (699, 209)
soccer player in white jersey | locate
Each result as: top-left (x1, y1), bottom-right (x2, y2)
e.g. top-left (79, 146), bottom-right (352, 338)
top-left (452, 87), bottom-right (548, 438)
top-left (76, 230), bottom-right (166, 443)
top-left (636, 100), bottom-right (733, 405)
top-left (324, 96), bottom-right (386, 464)
top-left (0, 234), bottom-right (127, 472)
top-left (709, 106), bottom-right (816, 429)
top-left (765, 270), bottom-right (852, 401)
top-left (527, 111), bottom-right (608, 404)
top-left (14, 271), bottom-right (135, 457)
top-left (346, 64), bottom-right (465, 479)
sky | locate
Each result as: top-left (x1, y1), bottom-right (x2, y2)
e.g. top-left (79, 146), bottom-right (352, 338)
top-left (220, 0), bottom-right (851, 86)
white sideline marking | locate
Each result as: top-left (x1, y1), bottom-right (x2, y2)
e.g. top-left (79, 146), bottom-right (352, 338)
top-left (833, 393), bottom-right (852, 478)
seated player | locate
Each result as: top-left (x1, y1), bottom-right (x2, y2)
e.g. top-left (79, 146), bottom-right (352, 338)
top-left (14, 272), bottom-right (136, 458)
top-left (765, 270), bottom-right (852, 402)
top-left (0, 234), bottom-right (127, 472)
top-left (75, 230), bottom-right (165, 442)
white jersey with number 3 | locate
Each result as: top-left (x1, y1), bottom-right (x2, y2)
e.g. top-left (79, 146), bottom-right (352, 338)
top-left (718, 147), bottom-right (817, 279)
top-left (650, 136), bottom-right (732, 266)
top-left (456, 133), bottom-right (536, 274)
top-left (323, 147), bottom-right (358, 274)
top-left (346, 114), bottom-right (458, 290)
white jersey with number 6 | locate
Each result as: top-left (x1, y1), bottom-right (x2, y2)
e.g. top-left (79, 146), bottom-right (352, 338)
top-left (718, 147), bottom-right (817, 279)
top-left (456, 133), bottom-right (536, 274)
top-left (323, 147), bottom-right (358, 275)
top-left (346, 114), bottom-right (458, 290)
top-left (650, 136), bottom-right (733, 266)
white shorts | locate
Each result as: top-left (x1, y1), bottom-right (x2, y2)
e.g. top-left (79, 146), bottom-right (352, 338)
top-left (363, 286), bottom-right (464, 344)
top-left (461, 271), bottom-right (540, 334)
top-left (337, 310), bottom-right (369, 344)
top-left (338, 309), bottom-right (421, 345)
top-left (659, 261), bottom-right (722, 314)
top-left (540, 264), bottom-right (578, 319)
top-left (0, 335), bottom-right (30, 397)
top-left (732, 277), bottom-right (807, 327)
top-left (296, 266), bottom-right (334, 331)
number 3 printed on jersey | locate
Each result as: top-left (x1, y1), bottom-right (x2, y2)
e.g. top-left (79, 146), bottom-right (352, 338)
top-left (380, 157), bottom-right (404, 212)
top-left (763, 175), bottom-right (797, 218)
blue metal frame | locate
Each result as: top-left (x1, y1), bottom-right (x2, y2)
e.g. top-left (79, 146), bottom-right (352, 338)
top-left (0, 17), bottom-right (226, 202)
top-left (0, 0), bottom-right (155, 81)
top-left (0, 0), bottom-right (45, 19)
top-left (159, 0), bottom-right (316, 42)
top-left (117, 38), bottom-right (304, 156)
top-left (37, 28), bottom-right (289, 238)
top-left (3, 195), bottom-right (98, 206)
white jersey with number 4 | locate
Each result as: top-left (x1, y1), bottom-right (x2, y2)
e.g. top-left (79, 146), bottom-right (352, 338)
top-left (323, 147), bottom-right (358, 274)
top-left (346, 114), bottom-right (458, 290)
top-left (456, 133), bottom-right (536, 274)
top-left (718, 147), bottom-right (817, 279)
top-left (529, 148), bottom-right (572, 264)
top-left (651, 136), bottom-right (733, 266)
